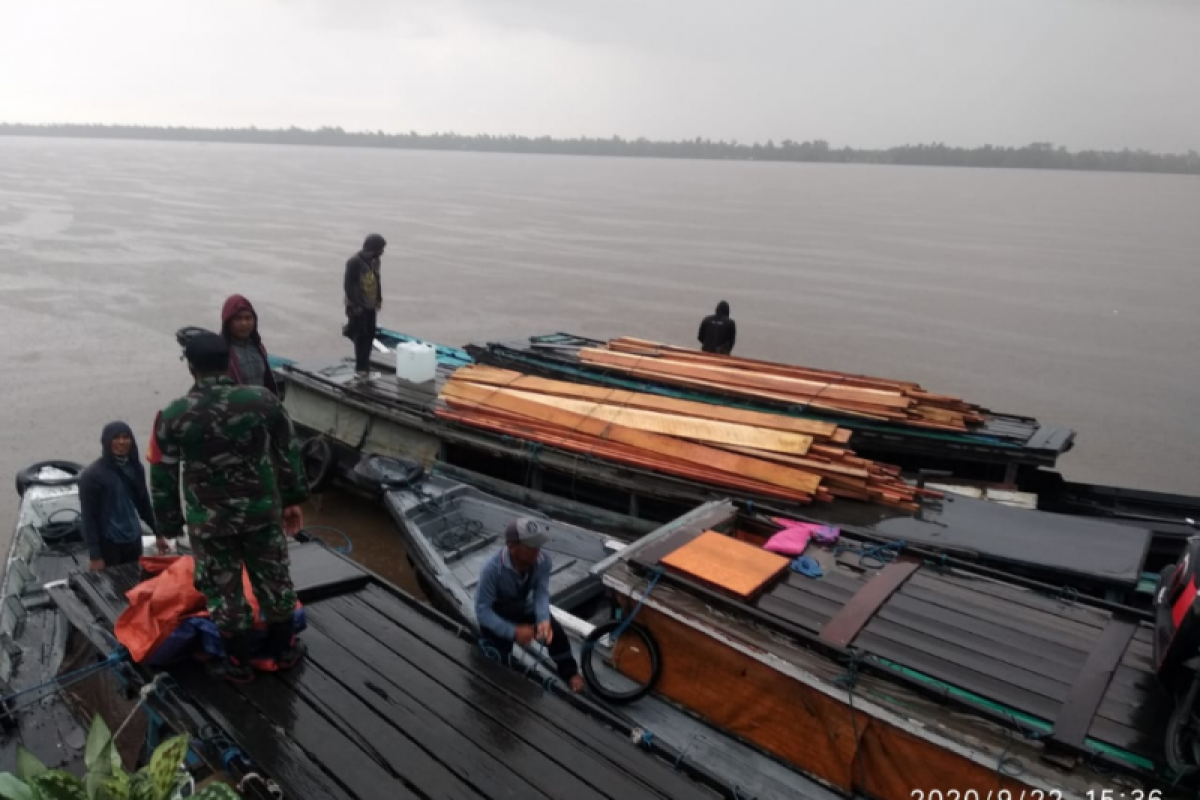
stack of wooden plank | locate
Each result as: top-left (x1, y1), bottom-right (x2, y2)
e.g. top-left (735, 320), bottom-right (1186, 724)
top-left (575, 337), bottom-right (989, 432)
top-left (435, 365), bottom-right (927, 510)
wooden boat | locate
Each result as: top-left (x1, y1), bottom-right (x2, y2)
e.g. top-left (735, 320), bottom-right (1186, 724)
top-left (467, 332), bottom-right (1079, 481)
top-left (51, 537), bottom-right (744, 799)
top-left (276, 347), bottom-right (1167, 609)
top-left (383, 468), bottom-right (622, 621)
top-left (1, 462), bottom-right (90, 772)
top-left (1, 461), bottom-right (168, 775)
top-left (588, 500), bottom-right (1191, 798)
top-left (382, 469), bottom-right (838, 800)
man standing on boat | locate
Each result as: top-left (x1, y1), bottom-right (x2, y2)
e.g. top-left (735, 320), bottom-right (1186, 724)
top-left (698, 300), bottom-right (737, 355)
top-left (80, 421), bottom-right (164, 571)
top-left (475, 517), bottom-right (585, 692)
top-left (221, 294), bottom-right (280, 395)
top-left (343, 233), bottom-right (386, 379)
top-left (151, 333), bottom-right (309, 684)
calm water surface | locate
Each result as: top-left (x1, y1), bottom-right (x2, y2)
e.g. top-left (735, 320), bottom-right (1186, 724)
top-left (1, 137), bottom-right (1197, 566)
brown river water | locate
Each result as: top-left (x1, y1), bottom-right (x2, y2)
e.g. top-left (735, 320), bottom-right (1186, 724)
top-left (1, 136), bottom-right (1197, 575)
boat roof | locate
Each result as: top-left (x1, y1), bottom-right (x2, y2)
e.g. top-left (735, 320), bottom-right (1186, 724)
top-left (65, 542), bottom-right (719, 800)
top-left (804, 488), bottom-right (1154, 589)
top-left (597, 502), bottom-right (1173, 789)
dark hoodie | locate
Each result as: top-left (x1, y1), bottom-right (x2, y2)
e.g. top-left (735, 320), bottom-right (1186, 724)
top-left (344, 233), bottom-right (386, 312)
top-left (698, 300), bottom-right (736, 355)
top-left (221, 294), bottom-right (279, 395)
top-left (79, 422), bottom-right (156, 560)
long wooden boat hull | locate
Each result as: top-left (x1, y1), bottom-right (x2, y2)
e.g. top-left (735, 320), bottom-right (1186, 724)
top-left (595, 502), bottom-right (1182, 798)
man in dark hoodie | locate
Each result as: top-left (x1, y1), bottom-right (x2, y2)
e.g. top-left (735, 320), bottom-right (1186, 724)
top-left (221, 294), bottom-right (280, 395)
top-left (79, 422), bottom-right (162, 570)
top-left (698, 300), bottom-right (737, 355)
top-left (343, 233), bottom-right (386, 377)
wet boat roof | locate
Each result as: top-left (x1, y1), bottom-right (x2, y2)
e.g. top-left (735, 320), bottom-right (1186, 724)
top-left (70, 543), bottom-right (716, 800)
top-left (604, 505), bottom-right (1171, 784)
top-left (808, 490), bottom-right (1154, 588)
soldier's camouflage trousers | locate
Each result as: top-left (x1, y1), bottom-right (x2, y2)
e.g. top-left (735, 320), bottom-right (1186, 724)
top-left (192, 523), bottom-right (297, 634)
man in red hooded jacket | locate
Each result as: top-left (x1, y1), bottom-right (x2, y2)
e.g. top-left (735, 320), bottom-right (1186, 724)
top-left (221, 294), bottom-right (280, 395)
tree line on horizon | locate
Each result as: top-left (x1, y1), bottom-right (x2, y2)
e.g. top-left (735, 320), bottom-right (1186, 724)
top-left (2, 123), bottom-right (1198, 176)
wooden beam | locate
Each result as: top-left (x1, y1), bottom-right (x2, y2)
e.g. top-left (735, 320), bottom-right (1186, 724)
top-left (442, 381), bottom-right (824, 496)
top-left (453, 365), bottom-right (841, 438)
top-left (582, 349), bottom-right (915, 410)
top-left (454, 384), bottom-right (815, 455)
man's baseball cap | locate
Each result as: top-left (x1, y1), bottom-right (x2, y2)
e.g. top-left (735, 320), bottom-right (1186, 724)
top-left (505, 517), bottom-right (550, 548)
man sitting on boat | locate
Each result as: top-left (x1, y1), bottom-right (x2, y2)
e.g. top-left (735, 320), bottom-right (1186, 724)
top-left (475, 517), bottom-right (585, 692)
top-left (698, 300), bottom-right (736, 355)
top-left (151, 333), bottom-right (309, 684)
top-left (80, 421), bottom-right (164, 571)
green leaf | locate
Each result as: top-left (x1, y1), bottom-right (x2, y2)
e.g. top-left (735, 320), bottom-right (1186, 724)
top-left (16, 748), bottom-right (46, 782)
top-left (28, 770), bottom-right (86, 800)
top-left (0, 772), bottom-right (36, 800)
top-left (84, 773), bottom-right (103, 800)
top-left (96, 768), bottom-right (129, 800)
top-left (84, 716), bottom-right (114, 776)
top-left (192, 784), bottom-right (242, 800)
top-left (125, 773), bottom-right (155, 800)
top-left (144, 735), bottom-right (188, 799)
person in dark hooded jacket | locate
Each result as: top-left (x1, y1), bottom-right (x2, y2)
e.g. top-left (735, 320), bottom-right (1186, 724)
top-left (79, 422), bottom-right (162, 570)
top-left (698, 300), bottom-right (737, 355)
top-left (221, 294), bottom-right (280, 395)
top-left (343, 233), bottom-right (386, 377)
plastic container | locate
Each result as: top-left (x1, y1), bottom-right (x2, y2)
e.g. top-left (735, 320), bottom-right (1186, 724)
top-left (393, 341), bottom-right (437, 384)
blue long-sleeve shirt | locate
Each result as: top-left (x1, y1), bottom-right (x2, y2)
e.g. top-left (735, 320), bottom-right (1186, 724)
top-left (474, 548), bottom-right (552, 640)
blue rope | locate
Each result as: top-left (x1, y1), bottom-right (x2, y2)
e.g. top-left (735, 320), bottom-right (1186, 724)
top-left (790, 556), bottom-right (823, 578)
top-left (0, 647), bottom-right (126, 708)
top-left (608, 567), bottom-right (664, 643)
top-left (302, 525), bottom-right (352, 554)
top-left (523, 442), bottom-right (544, 488)
top-left (477, 638), bottom-right (503, 663)
top-left (672, 732), bottom-right (699, 770)
top-left (221, 747), bottom-right (247, 772)
top-left (834, 539), bottom-right (905, 570)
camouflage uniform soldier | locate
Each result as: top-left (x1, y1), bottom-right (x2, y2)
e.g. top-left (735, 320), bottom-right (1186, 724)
top-left (151, 333), bottom-right (309, 684)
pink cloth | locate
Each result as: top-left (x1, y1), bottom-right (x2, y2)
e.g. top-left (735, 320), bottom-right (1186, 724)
top-left (769, 518), bottom-right (841, 545)
top-left (763, 527), bottom-right (812, 556)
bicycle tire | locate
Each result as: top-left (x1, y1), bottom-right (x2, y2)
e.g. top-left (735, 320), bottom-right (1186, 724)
top-left (581, 618), bottom-right (662, 704)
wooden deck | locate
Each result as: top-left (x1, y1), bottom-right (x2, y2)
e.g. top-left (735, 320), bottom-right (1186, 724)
top-left (69, 543), bottom-right (722, 800)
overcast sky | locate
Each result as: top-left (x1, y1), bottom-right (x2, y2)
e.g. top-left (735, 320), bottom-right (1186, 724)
top-left (1, 0), bottom-right (1196, 151)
